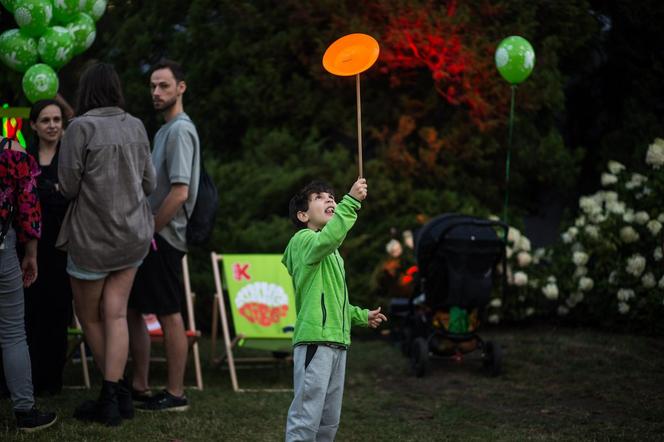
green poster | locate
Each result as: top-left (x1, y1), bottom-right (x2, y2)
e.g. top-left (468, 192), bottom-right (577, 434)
top-left (221, 254), bottom-right (295, 348)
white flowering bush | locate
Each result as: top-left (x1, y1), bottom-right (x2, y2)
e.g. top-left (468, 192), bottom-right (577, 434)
top-left (488, 138), bottom-right (664, 333)
top-left (488, 224), bottom-right (556, 323)
top-left (531, 138), bottom-right (664, 332)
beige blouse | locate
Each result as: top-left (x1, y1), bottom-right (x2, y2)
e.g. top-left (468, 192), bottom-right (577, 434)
top-left (57, 107), bottom-right (156, 272)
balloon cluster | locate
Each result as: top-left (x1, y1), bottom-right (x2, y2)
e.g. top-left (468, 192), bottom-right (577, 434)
top-left (0, 0), bottom-right (107, 102)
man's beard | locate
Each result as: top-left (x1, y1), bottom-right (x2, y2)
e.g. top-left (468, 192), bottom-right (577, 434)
top-left (154, 96), bottom-right (177, 111)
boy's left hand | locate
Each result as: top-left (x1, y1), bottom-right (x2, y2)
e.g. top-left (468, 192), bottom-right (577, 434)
top-left (368, 307), bottom-right (387, 328)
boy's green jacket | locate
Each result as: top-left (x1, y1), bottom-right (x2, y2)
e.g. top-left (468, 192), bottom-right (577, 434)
top-left (282, 194), bottom-right (369, 347)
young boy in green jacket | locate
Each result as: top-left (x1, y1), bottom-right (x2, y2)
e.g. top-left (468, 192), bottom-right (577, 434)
top-left (282, 178), bottom-right (387, 441)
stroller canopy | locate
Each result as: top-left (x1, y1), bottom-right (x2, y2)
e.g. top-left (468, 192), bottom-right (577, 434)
top-left (415, 214), bottom-right (506, 309)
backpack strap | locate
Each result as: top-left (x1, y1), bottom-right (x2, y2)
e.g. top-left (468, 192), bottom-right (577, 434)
top-left (0, 138), bottom-right (17, 247)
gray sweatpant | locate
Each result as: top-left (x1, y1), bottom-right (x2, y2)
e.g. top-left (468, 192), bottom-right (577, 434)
top-left (285, 344), bottom-right (347, 442)
top-left (0, 229), bottom-right (35, 411)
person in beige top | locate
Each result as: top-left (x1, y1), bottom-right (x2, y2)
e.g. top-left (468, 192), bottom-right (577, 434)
top-left (57, 63), bottom-right (156, 427)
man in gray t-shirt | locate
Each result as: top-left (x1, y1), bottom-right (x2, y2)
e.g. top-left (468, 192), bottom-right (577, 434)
top-left (127, 60), bottom-right (199, 412)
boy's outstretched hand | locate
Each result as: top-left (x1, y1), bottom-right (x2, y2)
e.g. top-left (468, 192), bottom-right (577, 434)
top-left (349, 178), bottom-right (368, 201)
top-left (368, 307), bottom-right (387, 328)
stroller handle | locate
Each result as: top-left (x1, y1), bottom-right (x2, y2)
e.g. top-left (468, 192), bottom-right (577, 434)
top-left (437, 218), bottom-right (509, 243)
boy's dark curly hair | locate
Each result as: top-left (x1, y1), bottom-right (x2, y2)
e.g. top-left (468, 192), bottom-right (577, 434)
top-left (289, 180), bottom-right (336, 229)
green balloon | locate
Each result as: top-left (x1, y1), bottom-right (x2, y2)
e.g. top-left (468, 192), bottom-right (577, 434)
top-left (22, 63), bottom-right (59, 103)
top-left (1, 0), bottom-right (17, 13)
top-left (0, 28), bottom-right (39, 72)
top-left (495, 36), bottom-right (536, 84)
top-left (13, 0), bottom-right (53, 38)
top-left (52, 0), bottom-right (80, 24)
top-left (38, 26), bottom-right (75, 70)
top-left (83, 0), bottom-right (107, 22)
top-left (67, 12), bottom-right (96, 55)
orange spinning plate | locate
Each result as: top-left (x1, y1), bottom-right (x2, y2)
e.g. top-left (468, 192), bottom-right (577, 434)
top-left (323, 33), bottom-right (380, 76)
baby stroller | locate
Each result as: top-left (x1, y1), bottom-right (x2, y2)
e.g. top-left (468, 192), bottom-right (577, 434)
top-left (399, 214), bottom-right (507, 377)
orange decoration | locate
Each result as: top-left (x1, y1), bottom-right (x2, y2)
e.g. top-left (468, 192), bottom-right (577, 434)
top-left (323, 33), bottom-right (380, 76)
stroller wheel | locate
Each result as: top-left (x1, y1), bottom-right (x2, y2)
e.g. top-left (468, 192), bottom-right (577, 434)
top-left (411, 337), bottom-right (429, 378)
top-left (401, 326), bottom-right (413, 356)
top-left (482, 341), bottom-right (503, 376)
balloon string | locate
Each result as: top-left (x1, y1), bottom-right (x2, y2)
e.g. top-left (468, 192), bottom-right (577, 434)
top-left (502, 84), bottom-right (516, 228)
top-left (356, 73), bottom-right (363, 178)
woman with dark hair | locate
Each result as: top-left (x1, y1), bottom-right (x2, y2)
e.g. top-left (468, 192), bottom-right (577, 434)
top-left (22, 99), bottom-right (72, 396)
top-left (57, 62), bottom-right (156, 426)
top-left (0, 137), bottom-right (57, 431)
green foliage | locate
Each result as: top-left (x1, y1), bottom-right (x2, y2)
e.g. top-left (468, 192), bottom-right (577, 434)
top-left (4, 1), bottom-right (660, 333)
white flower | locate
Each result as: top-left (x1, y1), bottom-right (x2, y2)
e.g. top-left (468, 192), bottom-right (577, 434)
top-left (626, 254), bottom-right (646, 277)
top-left (574, 266), bottom-right (588, 278)
top-left (623, 210), bottom-right (635, 223)
top-left (659, 275), bottom-right (664, 289)
top-left (589, 212), bottom-right (607, 224)
top-left (507, 227), bottom-right (521, 245)
top-left (626, 173), bottom-right (647, 190)
top-left (603, 191), bottom-right (619, 203)
top-left (572, 251), bottom-right (589, 266)
top-left (490, 298), bottom-right (502, 308)
top-left (654, 247), bottom-right (663, 261)
top-left (584, 225), bottom-right (599, 239)
top-left (557, 305), bottom-right (569, 316)
top-left (575, 216), bottom-right (586, 227)
top-left (618, 302), bottom-right (630, 314)
top-left (514, 271), bottom-right (528, 286)
top-left (542, 283), bottom-right (559, 300)
top-left (634, 211), bottom-right (650, 225)
top-left (579, 197), bottom-right (601, 216)
top-left (642, 272), bottom-right (656, 289)
top-left (645, 138), bottom-right (664, 169)
top-left (517, 236), bottom-right (531, 252)
top-left (516, 252), bottom-right (532, 267)
top-left (620, 226), bottom-right (640, 243)
top-left (565, 227), bottom-right (579, 241)
top-left (601, 173), bottom-right (618, 186)
top-left (488, 314), bottom-right (500, 324)
top-left (547, 275), bottom-right (557, 283)
top-left (506, 246), bottom-right (513, 259)
top-left (607, 161), bottom-right (625, 174)
top-left (578, 277), bottom-right (594, 292)
top-left (647, 220), bottom-right (662, 236)
top-left (606, 200), bottom-right (625, 215)
top-left (616, 288), bottom-right (635, 301)
top-left (525, 307), bottom-right (535, 317)
top-left (609, 271), bottom-right (618, 285)
top-left (561, 232), bottom-right (573, 244)
top-left (658, 213), bottom-right (664, 223)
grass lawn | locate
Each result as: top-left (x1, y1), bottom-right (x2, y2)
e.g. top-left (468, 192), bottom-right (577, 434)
top-left (1, 323), bottom-right (662, 441)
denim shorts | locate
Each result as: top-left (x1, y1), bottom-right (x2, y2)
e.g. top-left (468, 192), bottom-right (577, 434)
top-left (66, 255), bottom-right (142, 281)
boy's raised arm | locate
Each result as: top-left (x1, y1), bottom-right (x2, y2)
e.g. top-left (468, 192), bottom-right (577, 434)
top-left (301, 195), bottom-right (360, 264)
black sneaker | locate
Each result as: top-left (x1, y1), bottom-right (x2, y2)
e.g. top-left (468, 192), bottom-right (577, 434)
top-left (137, 390), bottom-right (189, 412)
top-left (15, 408), bottom-right (57, 432)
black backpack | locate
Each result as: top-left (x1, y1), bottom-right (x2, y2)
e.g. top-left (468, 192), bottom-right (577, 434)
top-left (0, 138), bottom-right (16, 248)
top-left (184, 151), bottom-right (218, 246)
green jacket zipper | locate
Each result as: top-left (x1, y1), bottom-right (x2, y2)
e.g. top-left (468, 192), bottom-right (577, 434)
top-left (321, 292), bottom-right (327, 327)
top-left (333, 252), bottom-right (347, 334)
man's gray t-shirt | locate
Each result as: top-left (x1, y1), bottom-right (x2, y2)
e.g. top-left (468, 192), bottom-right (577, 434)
top-left (149, 112), bottom-right (200, 252)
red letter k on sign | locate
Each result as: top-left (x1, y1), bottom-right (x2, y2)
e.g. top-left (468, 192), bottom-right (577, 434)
top-left (233, 263), bottom-right (251, 281)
